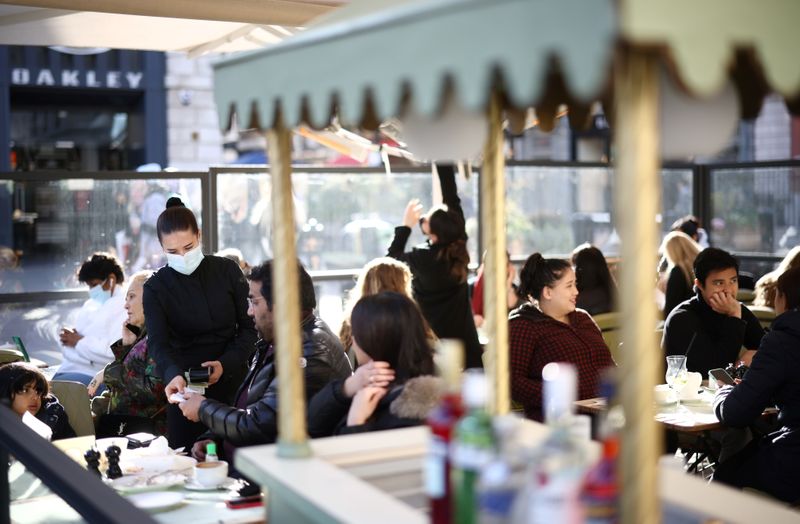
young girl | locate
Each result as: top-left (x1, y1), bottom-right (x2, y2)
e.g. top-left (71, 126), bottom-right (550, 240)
top-left (0, 362), bottom-right (76, 440)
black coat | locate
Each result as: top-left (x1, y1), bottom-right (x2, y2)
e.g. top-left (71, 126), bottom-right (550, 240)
top-left (198, 315), bottom-right (352, 448)
top-left (713, 308), bottom-right (800, 503)
top-left (662, 290), bottom-right (764, 375)
top-left (143, 255), bottom-right (257, 402)
top-left (307, 375), bottom-right (444, 437)
top-left (387, 166), bottom-right (482, 368)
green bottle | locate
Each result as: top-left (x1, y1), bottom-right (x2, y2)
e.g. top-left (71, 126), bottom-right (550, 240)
top-left (451, 370), bottom-right (494, 524)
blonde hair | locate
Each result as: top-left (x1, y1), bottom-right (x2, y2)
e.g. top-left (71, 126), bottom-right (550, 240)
top-left (340, 258), bottom-right (414, 349)
top-left (129, 270), bottom-right (154, 289)
top-left (661, 231), bottom-right (701, 288)
top-left (754, 245), bottom-right (800, 308)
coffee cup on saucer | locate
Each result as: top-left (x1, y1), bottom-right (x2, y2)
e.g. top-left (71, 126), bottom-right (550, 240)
top-left (654, 384), bottom-right (677, 405)
top-left (194, 461), bottom-right (228, 487)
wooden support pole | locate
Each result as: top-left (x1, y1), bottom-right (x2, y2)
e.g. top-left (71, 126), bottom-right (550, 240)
top-left (267, 122), bottom-right (311, 458)
top-left (615, 47), bottom-right (662, 524)
top-left (481, 93), bottom-right (510, 415)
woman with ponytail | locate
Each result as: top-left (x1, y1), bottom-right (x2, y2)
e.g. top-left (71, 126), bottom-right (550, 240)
top-left (509, 253), bottom-right (615, 421)
top-left (143, 197), bottom-right (257, 449)
top-left (387, 165), bottom-right (482, 369)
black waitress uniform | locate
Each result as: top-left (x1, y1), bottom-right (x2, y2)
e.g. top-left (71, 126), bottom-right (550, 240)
top-left (143, 255), bottom-right (257, 449)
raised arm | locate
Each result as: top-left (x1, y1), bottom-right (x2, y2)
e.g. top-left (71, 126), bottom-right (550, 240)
top-left (436, 164), bottom-right (464, 225)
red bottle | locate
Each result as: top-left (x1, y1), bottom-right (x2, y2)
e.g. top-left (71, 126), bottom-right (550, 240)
top-left (427, 391), bottom-right (464, 524)
top-left (425, 340), bottom-right (465, 524)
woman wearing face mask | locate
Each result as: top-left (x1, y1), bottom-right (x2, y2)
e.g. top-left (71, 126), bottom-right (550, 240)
top-left (143, 197), bottom-right (257, 449)
top-left (509, 253), bottom-right (615, 421)
top-left (387, 164), bottom-right (483, 369)
top-left (54, 252), bottom-right (127, 386)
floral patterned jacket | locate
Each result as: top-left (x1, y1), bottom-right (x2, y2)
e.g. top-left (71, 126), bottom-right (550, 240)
top-left (91, 328), bottom-right (167, 435)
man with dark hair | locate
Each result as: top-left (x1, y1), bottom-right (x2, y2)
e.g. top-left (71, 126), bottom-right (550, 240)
top-left (53, 252), bottom-right (127, 385)
top-left (663, 247), bottom-right (764, 376)
top-left (177, 259), bottom-right (351, 461)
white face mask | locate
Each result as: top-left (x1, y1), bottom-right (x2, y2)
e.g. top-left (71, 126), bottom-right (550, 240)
top-left (166, 244), bottom-right (204, 275)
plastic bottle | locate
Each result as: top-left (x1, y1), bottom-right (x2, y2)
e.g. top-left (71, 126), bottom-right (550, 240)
top-left (581, 373), bottom-right (622, 524)
top-left (426, 340), bottom-right (465, 524)
top-left (476, 415), bottom-right (526, 524)
top-left (511, 362), bottom-right (586, 524)
top-left (451, 370), bottom-right (494, 524)
top-left (205, 442), bottom-right (219, 463)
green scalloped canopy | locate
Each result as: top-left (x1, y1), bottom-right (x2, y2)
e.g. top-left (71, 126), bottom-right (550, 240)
top-left (213, 0), bottom-right (617, 130)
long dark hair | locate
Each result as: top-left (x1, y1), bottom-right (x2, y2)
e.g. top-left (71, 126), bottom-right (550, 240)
top-left (350, 292), bottom-right (434, 383)
top-left (776, 266), bottom-right (800, 311)
top-left (428, 207), bottom-right (469, 283)
top-left (156, 196), bottom-right (199, 243)
top-left (518, 253), bottom-right (571, 301)
top-left (571, 244), bottom-right (615, 296)
top-left (0, 363), bottom-right (49, 405)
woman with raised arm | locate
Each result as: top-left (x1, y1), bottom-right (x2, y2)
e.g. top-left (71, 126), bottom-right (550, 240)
top-left (143, 197), bottom-right (256, 449)
top-left (509, 253), bottom-right (615, 421)
top-left (387, 164), bottom-right (482, 369)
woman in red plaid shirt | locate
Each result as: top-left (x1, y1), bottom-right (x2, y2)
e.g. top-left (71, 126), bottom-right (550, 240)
top-left (509, 253), bottom-right (615, 421)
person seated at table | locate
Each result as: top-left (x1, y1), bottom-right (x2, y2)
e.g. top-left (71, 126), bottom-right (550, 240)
top-left (753, 245), bottom-right (800, 309)
top-left (712, 266), bottom-right (800, 503)
top-left (340, 257), bottom-right (434, 365)
top-left (659, 231), bottom-right (701, 319)
top-left (509, 253), bottom-right (615, 422)
top-left (471, 251), bottom-right (521, 328)
top-left (307, 292), bottom-right (441, 437)
top-left (176, 259), bottom-right (352, 462)
top-left (571, 243), bottom-right (616, 315)
top-left (53, 252), bottom-right (127, 386)
top-left (88, 270), bottom-right (167, 438)
top-left (662, 247), bottom-right (764, 376)
top-left (0, 362), bottom-right (76, 440)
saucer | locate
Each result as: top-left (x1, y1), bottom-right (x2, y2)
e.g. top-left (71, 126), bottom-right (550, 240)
top-left (110, 472), bottom-right (186, 493)
top-left (184, 477), bottom-right (238, 491)
top-left (126, 491), bottom-right (185, 512)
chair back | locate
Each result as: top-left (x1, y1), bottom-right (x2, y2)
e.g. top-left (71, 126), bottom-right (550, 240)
top-left (49, 380), bottom-right (95, 437)
top-left (592, 312), bottom-right (621, 363)
top-left (0, 347), bottom-right (25, 364)
top-left (748, 305), bottom-right (776, 331)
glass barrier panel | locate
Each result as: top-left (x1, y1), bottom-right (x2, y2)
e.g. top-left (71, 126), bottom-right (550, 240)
top-left (0, 177), bottom-right (202, 294)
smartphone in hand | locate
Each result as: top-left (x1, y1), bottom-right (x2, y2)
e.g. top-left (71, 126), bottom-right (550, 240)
top-left (710, 368), bottom-right (736, 387)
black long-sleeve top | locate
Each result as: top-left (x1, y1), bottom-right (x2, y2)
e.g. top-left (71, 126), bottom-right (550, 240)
top-left (663, 266), bottom-right (693, 319)
top-left (387, 165), bottom-right (483, 369)
top-left (143, 255), bottom-right (257, 401)
top-left (662, 290), bottom-right (764, 376)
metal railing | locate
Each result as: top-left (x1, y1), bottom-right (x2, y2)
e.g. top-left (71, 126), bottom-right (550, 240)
top-left (0, 403), bottom-right (156, 524)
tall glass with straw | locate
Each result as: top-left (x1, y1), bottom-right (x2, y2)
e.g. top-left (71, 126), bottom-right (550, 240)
top-left (665, 356), bottom-right (689, 405)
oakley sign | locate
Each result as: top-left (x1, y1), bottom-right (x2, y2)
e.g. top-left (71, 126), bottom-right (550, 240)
top-left (11, 68), bottom-right (144, 89)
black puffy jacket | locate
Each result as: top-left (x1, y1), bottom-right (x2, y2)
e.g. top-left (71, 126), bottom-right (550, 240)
top-left (197, 314), bottom-right (352, 448)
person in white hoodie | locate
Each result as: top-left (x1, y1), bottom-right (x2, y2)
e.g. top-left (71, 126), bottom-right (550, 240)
top-left (53, 252), bottom-right (127, 386)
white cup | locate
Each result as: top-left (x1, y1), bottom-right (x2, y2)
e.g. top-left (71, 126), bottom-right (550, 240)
top-left (194, 460), bottom-right (228, 487)
top-left (654, 384), bottom-right (677, 405)
top-left (680, 372), bottom-right (703, 400)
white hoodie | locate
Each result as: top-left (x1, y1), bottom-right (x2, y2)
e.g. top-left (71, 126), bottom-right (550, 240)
top-left (58, 287), bottom-right (127, 378)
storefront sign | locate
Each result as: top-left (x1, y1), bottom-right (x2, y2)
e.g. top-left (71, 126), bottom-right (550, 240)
top-left (11, 68), bottom-right (144, 89)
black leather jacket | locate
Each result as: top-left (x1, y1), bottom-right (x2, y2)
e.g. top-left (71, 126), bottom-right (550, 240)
top-left (197, 314), bottom-right (352, 448)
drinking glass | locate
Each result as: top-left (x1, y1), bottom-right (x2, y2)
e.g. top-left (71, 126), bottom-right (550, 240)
top-left (665, 355), bottom-right (688, 405)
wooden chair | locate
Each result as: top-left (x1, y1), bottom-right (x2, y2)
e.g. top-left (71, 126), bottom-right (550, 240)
top-left (0, 347), bottom-right (26, 364)
top-left (592, 312), bottom-right (621, 363)
top-left (49, 380), bottom-right (95, 437)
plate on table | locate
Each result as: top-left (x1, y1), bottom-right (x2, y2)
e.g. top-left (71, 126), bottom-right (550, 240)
top-left (681, 396), bottom-right (712, 407)
top-left (126, 491), bottom-right (185, 512)
top-left (110, 472), bottom-right (186, 494)
top-left (184, 477), bottom-right (239, 491)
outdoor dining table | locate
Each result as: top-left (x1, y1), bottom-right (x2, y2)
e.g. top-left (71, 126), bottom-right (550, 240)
top-left (8, 436), bottom-right (266, 524)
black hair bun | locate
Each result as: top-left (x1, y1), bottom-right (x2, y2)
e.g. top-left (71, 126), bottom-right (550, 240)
top-left (166, 196), bottom-right (185, 209)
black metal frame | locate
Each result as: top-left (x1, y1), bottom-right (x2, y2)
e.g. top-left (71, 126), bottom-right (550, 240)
top-left (0, 403), bottom-right (156, 524)
top-left (2, 159), bottom-right (798, 305)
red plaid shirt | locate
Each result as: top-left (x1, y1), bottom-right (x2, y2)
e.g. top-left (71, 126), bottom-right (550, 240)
top-left (509, 304), bottom-right (615, 421)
